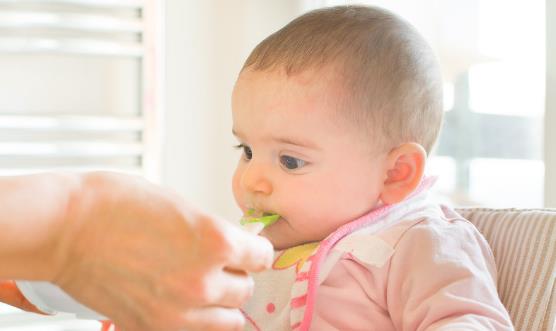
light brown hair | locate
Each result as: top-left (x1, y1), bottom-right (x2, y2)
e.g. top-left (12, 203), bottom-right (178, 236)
top-left (241, 5), bottom-right (443, 154)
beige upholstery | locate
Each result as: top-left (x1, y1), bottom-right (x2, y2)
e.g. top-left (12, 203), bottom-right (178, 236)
top-left (456, 208), bottom-right (556, 331)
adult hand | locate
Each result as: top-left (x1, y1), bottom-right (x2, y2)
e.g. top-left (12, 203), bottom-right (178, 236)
top-left (0, 172), bottom-right (273, 331)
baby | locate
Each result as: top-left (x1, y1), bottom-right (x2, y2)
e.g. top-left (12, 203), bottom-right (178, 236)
top-left (232, 5), bottom-right (514, 331)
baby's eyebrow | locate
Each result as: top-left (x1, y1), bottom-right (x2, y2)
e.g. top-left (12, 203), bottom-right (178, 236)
top-left (269, 135), bottom-right (319, 150)
top-left (232, 128), bottom-right (243, 138)
top-left (233, 128), bottom-right (319, 150)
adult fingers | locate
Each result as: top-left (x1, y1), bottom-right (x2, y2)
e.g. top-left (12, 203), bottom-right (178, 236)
top-left (223, 225), bottom-right (274, 272)
top-left (204, 269), bottom-right (254, 308)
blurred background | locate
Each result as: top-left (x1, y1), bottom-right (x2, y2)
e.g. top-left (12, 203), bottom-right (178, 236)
top-left (0, 0), bottom-right (553, 329)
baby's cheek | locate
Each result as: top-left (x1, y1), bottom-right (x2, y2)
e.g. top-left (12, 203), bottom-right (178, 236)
top-left (231, 173), bottom-right (244, 208)
top-left (304, 206), bottom-right (352, 237)
top-left (291, 207), bottom-right (336, 240)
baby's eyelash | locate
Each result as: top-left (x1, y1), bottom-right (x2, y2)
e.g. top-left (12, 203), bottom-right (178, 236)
top-left (233, 144), bottom-right (245, 149)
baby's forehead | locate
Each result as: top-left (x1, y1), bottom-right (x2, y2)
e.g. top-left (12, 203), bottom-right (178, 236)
top-left (237, 69), bottom-right (360, 120)
top-left (235, 68), bottom-right (383, 139)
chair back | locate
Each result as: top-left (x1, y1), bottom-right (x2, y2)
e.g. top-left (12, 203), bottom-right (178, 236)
top-left (456, 208), bottom-right (556, 331)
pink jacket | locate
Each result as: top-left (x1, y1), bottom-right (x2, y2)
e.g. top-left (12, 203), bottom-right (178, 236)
top-left (311, 206), bottom-right (513, 330)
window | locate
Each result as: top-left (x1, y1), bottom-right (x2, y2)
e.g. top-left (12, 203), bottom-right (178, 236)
top-left (0, 0), bottom-right (163, 181)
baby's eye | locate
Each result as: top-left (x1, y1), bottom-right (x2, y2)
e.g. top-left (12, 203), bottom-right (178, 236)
top-left (242, 145), bottom-right (253, 160)
top-left (280, 155), bottom-right (305, 170)
top-left (234, 144), bottom-right (253, 161)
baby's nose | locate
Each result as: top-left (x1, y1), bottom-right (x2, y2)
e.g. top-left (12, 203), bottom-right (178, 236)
top-left (241, 161), bottom-right (273, 195)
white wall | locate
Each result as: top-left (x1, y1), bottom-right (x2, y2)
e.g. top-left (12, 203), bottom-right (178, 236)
top-left (162, 1), bottom-right (304, 220)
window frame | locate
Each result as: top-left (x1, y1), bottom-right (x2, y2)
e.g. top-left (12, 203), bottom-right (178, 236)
top-left (546, 0), bottom-right (555, 207)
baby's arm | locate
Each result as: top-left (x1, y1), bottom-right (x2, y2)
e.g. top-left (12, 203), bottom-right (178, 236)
top-left (386, 220), bottom-right (514, 330)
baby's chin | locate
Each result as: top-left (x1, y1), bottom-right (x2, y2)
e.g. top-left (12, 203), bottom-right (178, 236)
top-left (261, 227), bottom-right (321, 250)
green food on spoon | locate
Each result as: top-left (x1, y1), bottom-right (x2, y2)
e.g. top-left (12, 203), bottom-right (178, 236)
top-left (240, 209), bottom-right (280, 228)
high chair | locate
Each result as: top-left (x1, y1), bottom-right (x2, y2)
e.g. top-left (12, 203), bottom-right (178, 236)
top-left (457, 208), bottom-right (556, 331)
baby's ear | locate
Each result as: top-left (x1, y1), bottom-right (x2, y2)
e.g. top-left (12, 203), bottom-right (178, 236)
top-left (380, 143), bottom-right (426, 204)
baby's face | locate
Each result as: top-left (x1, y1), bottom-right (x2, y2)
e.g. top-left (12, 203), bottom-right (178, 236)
top-left (231, 68), bottom-right (388, 250)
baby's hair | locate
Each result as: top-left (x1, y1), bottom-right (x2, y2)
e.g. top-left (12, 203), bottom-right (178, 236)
top-left (241, 5), bottom-right (443, 154)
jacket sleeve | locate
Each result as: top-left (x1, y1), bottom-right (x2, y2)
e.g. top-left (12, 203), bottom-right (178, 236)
top-left (386, 219), bottom-right (514, 331)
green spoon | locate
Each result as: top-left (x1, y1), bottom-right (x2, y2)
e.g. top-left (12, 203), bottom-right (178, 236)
top-left (240, 210), bottom-right (280, 228)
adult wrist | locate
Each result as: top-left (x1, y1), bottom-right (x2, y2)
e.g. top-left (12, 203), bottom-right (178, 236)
top-left (49, 172), bottom-right (115, 286)
top-left (39, 172), bottom-right (85, 283)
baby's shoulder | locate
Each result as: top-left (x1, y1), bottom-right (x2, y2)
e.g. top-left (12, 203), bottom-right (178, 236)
top-left (378, 212), bottom-right (495, 271)
top-left (376, 208), bottom-right (482, 249)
